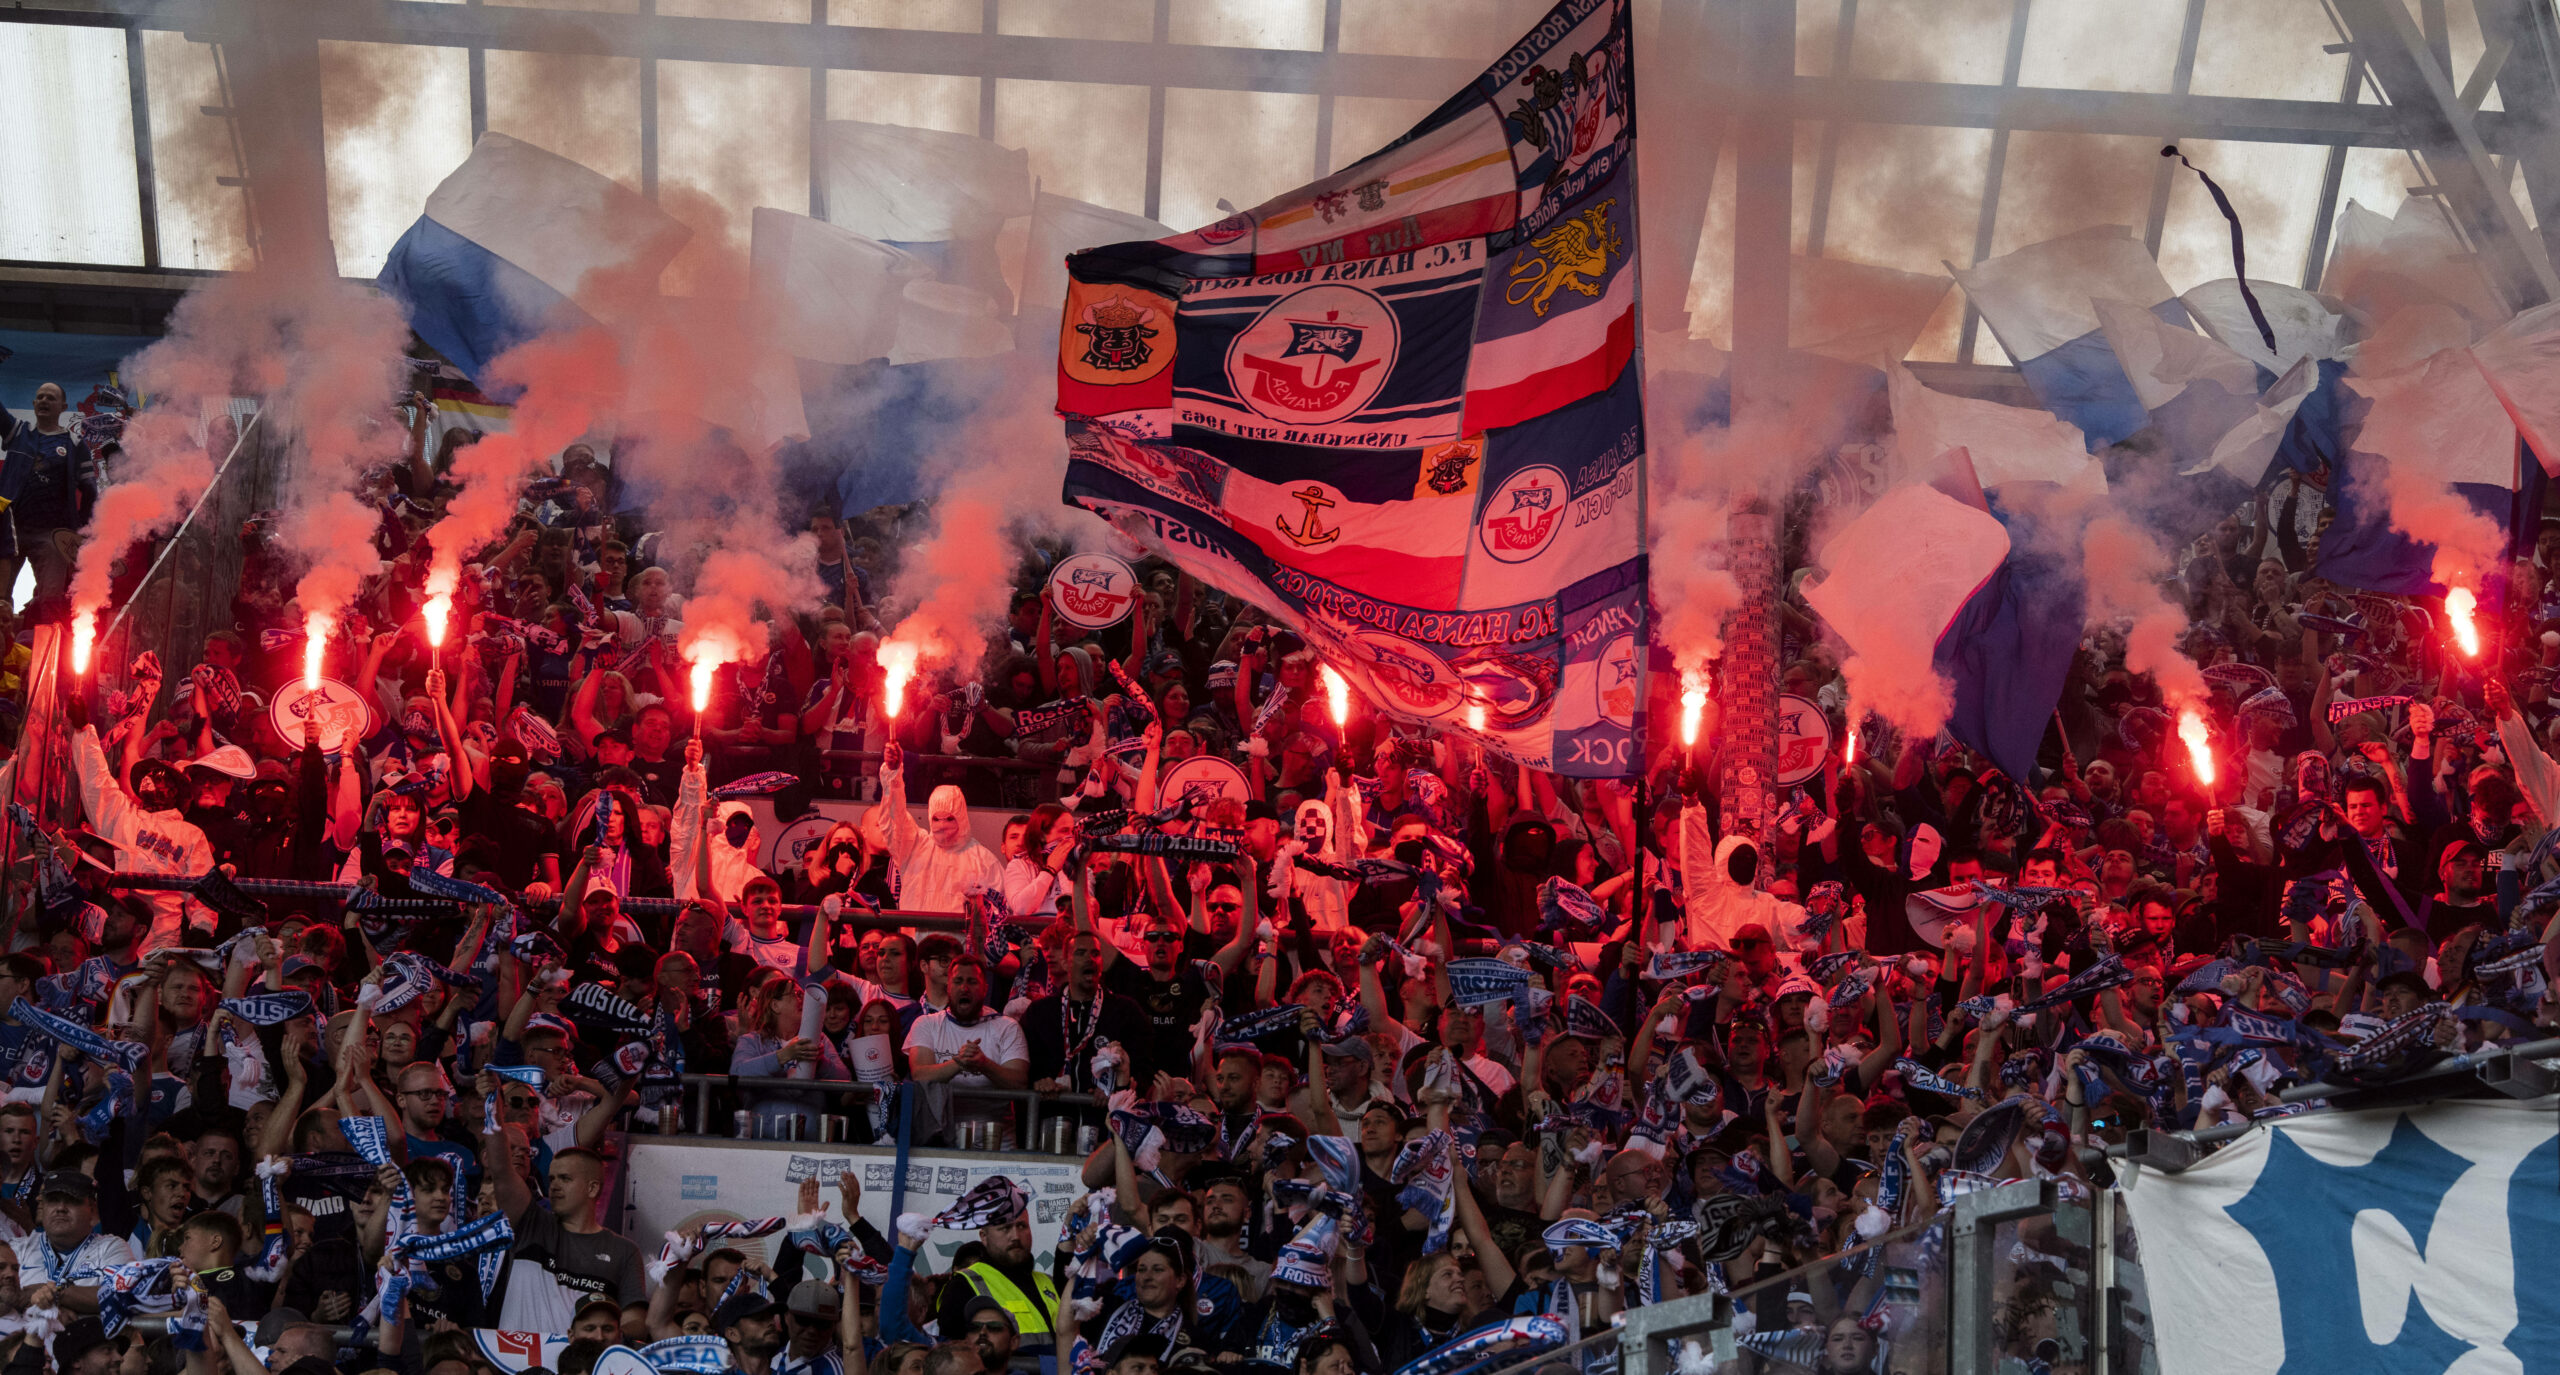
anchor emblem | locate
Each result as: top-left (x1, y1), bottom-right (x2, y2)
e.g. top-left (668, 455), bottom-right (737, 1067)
top-left (1276, 485), bottom-right (1342, 548)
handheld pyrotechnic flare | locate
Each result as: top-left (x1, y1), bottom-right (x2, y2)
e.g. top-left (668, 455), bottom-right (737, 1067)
top-left (879, 641), bottom-right (918, 721)
top-left (2446, 586), bottom-right (2481, 659)
top-left (690, 658), bottom-right (715, 739)
top-left (2178, 708), bottom-right (2215, 792)
top-left (1678, 669), bottom-right (1710, 748)
top-left (303, 614), bottom-right (330, 691)
top-left (1320, 664), bottom-right (1351, 729)
top-left (1466, 703), bottom-right (1486, 732)
top-left (69, 609), bottom-right (96, 676)
top-left (1844, 725), bottom-right (1858, 765)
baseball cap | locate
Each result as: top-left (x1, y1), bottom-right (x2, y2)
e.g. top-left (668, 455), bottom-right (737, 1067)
top-left (1319, 1038), bottom-right (1372, 1063)
top-left (960, 1296), bottom-right (1016, 1331)
top-left (1731, 923), bottom-right (1773, 947)
top-left (713, 1289), bottom-right (784, 1332)
top-left (1103, 1334), bottom-right (1171, 1369)
top-left (39, 1171), bottom-right (95, 1201)
top-left (786, 1280), bottom-right (839, 1319)
top-left (187, 745), bottom-right (257, 780)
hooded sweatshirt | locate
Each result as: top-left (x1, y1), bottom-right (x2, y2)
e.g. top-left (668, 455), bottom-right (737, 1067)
top-left (1678, 809), bottom-right (1806, 950)
top-left (879, 765), bottom-right (1001, 913)
top-left (670, 765), bottom-right (769, 903)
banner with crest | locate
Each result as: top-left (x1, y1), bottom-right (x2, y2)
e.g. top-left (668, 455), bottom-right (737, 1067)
top-left (1054, 0), bottom-right (1647, 777)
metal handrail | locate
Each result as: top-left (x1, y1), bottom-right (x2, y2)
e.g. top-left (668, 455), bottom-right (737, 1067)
top-left (666, 1075), bottom-right (1101, 1149)
top-left (820, 750), bottom-right (1053, 774)
top-left (2104, 1034), bottom-right (2560, 1159)
top-left (92, 871), bottom-right (1041, 930)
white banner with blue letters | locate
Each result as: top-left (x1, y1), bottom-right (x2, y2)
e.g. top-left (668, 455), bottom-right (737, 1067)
top-left (2119, 1098), bottom-right (2559, 1375)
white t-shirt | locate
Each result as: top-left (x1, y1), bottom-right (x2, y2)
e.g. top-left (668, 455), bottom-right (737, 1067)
top-left (729, 922), bottom-right (802, 975)
top-left (15, 1230), bottom-right (134, 1287)
top-left (903, 1009), bottom-right (1029, 1087)
top-left (1384, 1023), bottom-right (1517, 1097)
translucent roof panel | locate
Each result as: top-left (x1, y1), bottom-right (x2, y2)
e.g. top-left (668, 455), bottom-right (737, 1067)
top-left (656, 59), bottom-right (810, 290)
top-left (0, 0), bottom-right (2543, 392)
top-left (991, 79), bottom-right (1153, 216)
top-left (0, 23), bottom-right (144, 266)
top-left (320, 39), bottom-right (472, 279)
top-left (1160, 88), bottom-right (1320, 232)
top-left (486, 51), bottom-right (645, 190)
top-left (141, 30), bottom-right (253, 272)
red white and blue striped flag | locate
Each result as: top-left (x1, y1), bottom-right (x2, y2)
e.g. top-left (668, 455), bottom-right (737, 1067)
top-left (1056, 0), bottom-right (1646, 777)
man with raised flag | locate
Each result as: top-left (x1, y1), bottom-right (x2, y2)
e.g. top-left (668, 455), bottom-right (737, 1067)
top-left (1054, 0), bottom-right (1648, 782)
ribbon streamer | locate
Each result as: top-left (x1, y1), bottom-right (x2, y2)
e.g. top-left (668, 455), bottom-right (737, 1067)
top-left (2162, 145), bottom-right (2278, 354)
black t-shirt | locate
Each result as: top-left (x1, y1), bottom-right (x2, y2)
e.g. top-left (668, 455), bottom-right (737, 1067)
top-left (2421, 894), bottom-right (2497, 943)
top-left (1103, 958), bottom-right (1220, 1085)
top-left (458, 790), bottom-right (559, 889)
top-left (626, 753), bottom-right (681, 808)
top-left (1022, 989), bottom-right (1151, 1092)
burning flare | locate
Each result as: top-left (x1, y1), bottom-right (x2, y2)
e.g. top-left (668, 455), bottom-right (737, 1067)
top-left (2178, 708), bottom-right (2215, 788)
top-left (1844, 725), bottom-right (1858, 765)
top-left (303, 613), bottom-right (330, 690)
top-left (69, 609), bottom-right (97, 676)
top-left (1320, 663), bottom-right (1351, 729)
top-left (880, 640), bottom-right (919, 720)
top-left (421, 594), bottom-right (452, 650)
top-left (1466, 702), bottom-right (1486, 732)
top-left (689, 658), bottom-right (716, 715)
top-left (2446, 586), bottom-right (2481, 658)
top-left (1679, 670), bottom-right (1709, 747)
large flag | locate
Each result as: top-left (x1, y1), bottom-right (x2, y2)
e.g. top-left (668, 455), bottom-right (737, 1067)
top-left (2117, 1100), bottom-right (2560, 1374)
top-left (1800, 478), bottom-right (2081, 782)
top-left (378, 134), bottom-right (689, 387)
top-left (1950, 225), bottom-right (2185, 450)
top-left (2306, 339), bottom-right (2542, 597)
top-left (1055, 0), bottom-right (1646, 777)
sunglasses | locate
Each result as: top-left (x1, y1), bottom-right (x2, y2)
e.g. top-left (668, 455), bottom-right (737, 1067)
top-left (503, 1094), bottom-right (540, 1110)
top-left (1207, 902), bottom-right (1241, 914)
top-left (1142, 932), bottom-right (1183, 943)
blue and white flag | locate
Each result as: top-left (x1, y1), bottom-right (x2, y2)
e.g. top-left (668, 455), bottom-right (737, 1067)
top-left (1950, 224), bottom-right (2186, 449)
top-left (1803, 480), bottom-right (2081, 783)
top-left (379, 133), bottom-right (690, 388)
top-left (2120, 1100), bottom-right (2560, 1373)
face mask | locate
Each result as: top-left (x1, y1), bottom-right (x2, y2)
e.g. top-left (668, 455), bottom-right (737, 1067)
top-left (724, 815), bottom-right (754, 847)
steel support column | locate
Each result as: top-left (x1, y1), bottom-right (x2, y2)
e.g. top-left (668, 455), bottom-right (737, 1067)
top-left (1716, 0), bottom-right (1793, 856)
top-left (1951, 1180), bottom-right (2058, 1375)
top-left (2332, 0), bottom-right (2558, 309)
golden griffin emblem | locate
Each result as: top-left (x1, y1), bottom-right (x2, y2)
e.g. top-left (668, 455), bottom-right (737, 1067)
top-left (1504, 197), bottom-right (1622, 316)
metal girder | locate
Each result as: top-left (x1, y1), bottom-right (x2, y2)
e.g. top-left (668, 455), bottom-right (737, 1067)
top-left (2331, 0), bottom-right (2559, 309)
top-left (2474, 0), bottom-right (2560, 290)
top-left (1782, 72), bottom-right (2533, 150)
top-left (3, 0), bottom-right (1483, 99)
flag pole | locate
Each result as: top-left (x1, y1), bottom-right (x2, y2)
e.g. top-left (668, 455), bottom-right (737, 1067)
top-left (1623, 0), bottom-right (1657, 898)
